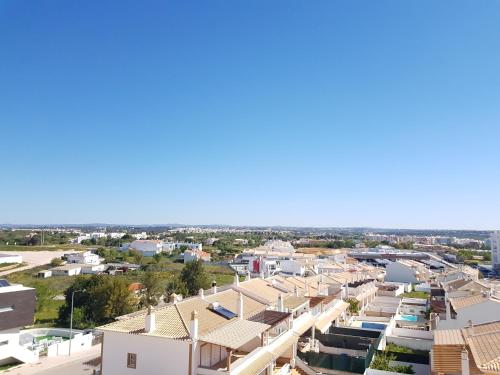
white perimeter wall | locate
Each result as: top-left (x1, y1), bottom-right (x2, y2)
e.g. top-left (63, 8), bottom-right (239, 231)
top-left (102, 332), bottom-right (189, 375)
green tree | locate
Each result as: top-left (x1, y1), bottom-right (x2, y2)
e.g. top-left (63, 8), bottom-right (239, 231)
top-left (180, 260), bottom-right (210, 296)
top-left (153, 253), bottom-right (162, 264)
top-left (129, 249), bottom-right (144, 265)
top-left (139, 272), bottom-right (164, 311)
top-left (50, 257), bottom-right (63, 267)
top-left (58, 275), bottom-right (135, 328)
top-left (165, 276), bottom-right (189, 300)
top-left (346, 298), bottom-right (360, 314)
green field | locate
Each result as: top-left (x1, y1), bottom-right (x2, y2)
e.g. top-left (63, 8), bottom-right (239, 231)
top-left (400, 291), bottom-right (429, 299)
top-left (0, 244), bottom-right (90, 252)
top-left (4, 259), bottom-right (236, 328)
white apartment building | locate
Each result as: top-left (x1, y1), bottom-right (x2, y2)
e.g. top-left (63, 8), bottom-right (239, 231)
top-left (129, 240), bottom-right (163, 256)
top-left (97, 274), bottom-right (352, 375)
top-left (183, 249), bottom-right (211, 263)
top-left (176, 242), bottom-right (203, 251)
top-left (66, 251), bottom-right (101, 265)
top-left (491, 231), bottom-right (500, 274)
top-left (0, 280), bottom-right (37, 365)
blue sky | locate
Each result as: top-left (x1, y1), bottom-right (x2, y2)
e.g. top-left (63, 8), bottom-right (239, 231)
top-left (1, 1), bottom-right (499, 229)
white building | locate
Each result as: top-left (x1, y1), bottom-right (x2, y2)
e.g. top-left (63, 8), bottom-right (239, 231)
top-left (491, 231), bottom-right (500, 274)
top-left (129, 240), bottom-right (163, 256)
top-left (280, 259), bottom-right (306, 276)
top-left (81, 264), bottom-right (106, 274)
top-left (0, 280), bottom-right (38, 365)
top-left (50, 264), bottom-right (82, 276)
top-left (385, 260), bottom-right (429, 284)
top-left (132, 232), bottom-right (148, 240)
top-left (437, 293), bottom-right (500, 329)
top-left (0, 253), bottom-right (23, 264)
top-left (183, 249), bottom-right (211, 263)
top-left (176, 242), bottom-right (203, 251)
top-left (66, 251), bottom-right (101, 265)
top-left (162, 242), bottom-right (175, 253)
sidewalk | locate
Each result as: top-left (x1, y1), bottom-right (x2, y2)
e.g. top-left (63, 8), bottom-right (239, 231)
top-left (6, 345), bottom-right (101, 375)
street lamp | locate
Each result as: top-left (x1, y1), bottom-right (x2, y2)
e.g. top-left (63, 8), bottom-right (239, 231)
top-left (69, 288), bottom-right (85, 356)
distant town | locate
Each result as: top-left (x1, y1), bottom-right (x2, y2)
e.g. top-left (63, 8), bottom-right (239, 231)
top-left (0, 225), bottom-right (499, 374)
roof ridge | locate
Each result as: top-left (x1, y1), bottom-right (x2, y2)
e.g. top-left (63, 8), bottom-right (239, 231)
top-left (174, 303), bottom-right (191, 336)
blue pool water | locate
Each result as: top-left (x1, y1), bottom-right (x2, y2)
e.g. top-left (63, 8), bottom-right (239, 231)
top-left (399, 314), bottom-right (418, 321)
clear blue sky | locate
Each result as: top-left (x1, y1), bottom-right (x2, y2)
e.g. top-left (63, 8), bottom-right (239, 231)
top-left (1, 1), bottom-right (499, 229)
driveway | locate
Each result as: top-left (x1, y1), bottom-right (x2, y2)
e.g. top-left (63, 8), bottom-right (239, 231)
top-left (0, 250), bottom-right (80, 277)
top-left (6, 345), bottom-right (101, 375)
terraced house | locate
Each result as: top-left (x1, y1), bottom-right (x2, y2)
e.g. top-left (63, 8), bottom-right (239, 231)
top-left (97, 273), bottom-right (359, 375)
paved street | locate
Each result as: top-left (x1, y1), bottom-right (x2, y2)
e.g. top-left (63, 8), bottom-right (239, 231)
top-left (5, 345), bottom-right (101, 375)
top-left (0, 250), bottom-right (80, 277)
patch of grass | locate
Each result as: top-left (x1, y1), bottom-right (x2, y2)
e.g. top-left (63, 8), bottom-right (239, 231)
top-left (385, 343), bottom-right (428, 355)
top-left (36, 300), bottom-right (65, 325)
top-left (0, 244), bottom-right (88, 252)
top-left (400, 291), bottom-right (429, 299)
top-left (0, 362), bottom-right (21, 371)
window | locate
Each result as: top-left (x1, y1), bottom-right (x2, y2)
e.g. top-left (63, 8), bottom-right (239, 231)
top-left (127, 353), bottom-right (137, 369)
top-left (0, 306), bottom-right (14, 313)
top-left (0, 340), bottom-right (8, 346)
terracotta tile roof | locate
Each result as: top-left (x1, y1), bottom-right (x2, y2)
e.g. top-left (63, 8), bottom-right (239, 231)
top-left (434, 321), bottom-right (500, 373)
top-left (98, 304), bottom-right (190, 339)
top-left (175, 297), bottom-right (231, 336)
top-left (238, 278), bottom-right (286, 303)
top-left (462, 321), bottom-right (500, 372)
top-left (434, 329), bottom-right (465, 345)
top-left (283, 295), bottom-right (309, 310)
top-left (205, 289), bottom-right (267, 319)
top-left (449, 293), bottom-right (490, 310)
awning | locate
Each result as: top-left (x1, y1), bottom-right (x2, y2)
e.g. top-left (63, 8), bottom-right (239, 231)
top-left (292, 313), bottom-right (315, 337)
top-left (233, 351), bottom-right (274, 375)
top-left (268, 333), bottom-right (297, 358)
top-left (199, 319), bottom-right (270, 350)
top-left (315, 302), bottom-right (349, 333)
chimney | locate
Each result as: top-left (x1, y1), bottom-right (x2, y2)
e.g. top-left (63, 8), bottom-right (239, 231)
top-left (199, 288), bottom-right (205, 300)
top-left (212, 280), bottom-right (217, 294)
top-left (170, 293), bottom-right (178, 304)
top-left (294, 286), bottom-right (299, 297)
top-left (145, 311), bottom-right (156, 333)
top-left (278, 293), bottom-right (284, 312)
top-left (445, 298), bottom-right (451, 320)
top-left (246, 270), bottom-right (251, 281)
top-left (190, 310), bottom-right (199, 340)
top-left (234, 274), bottom-right (240, 287)
top-left (461, 348), bottom-right (470, 375)
top-left (238, 292), bottom-right (244, 319)
top-left (468, 320), bottom-right (475, 335)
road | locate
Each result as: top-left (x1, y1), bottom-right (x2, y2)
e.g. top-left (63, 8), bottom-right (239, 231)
top-left (6, 345), bottom-right (101, 375)
top-left (0, 250), bottom-right (80, 277)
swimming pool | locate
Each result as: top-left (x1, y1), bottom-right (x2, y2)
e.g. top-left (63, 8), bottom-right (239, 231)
top-left (398, 314), bottom-right (418, 322)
